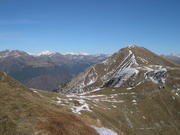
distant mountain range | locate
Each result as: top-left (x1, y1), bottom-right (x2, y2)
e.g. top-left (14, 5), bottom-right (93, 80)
top-left (161, 54), bottom-right (180, 63)
top-left (0, 49), bottom-right (109, 91)
top-left (0, 49), bottom-right (179, 91)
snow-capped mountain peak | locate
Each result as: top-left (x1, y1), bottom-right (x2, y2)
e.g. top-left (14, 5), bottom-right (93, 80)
top-left (0, 49), bottom-right (29, 58)
top-left (38, 50), bottom-right (55, 56)
top-left (127, 44), bottom-right (137, 48)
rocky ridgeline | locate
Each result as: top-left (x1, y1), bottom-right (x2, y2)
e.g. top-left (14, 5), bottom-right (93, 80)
top-left (60, 45), bottom-right (179, 94)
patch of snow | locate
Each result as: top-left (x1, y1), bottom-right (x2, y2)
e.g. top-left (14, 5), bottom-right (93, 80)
top-left (61, 104), bottom-right (67, 106)
top-left (101, 99), bottom-right (124, 103)
top-left (3, 72), bottom-right (7, 76)
top-left (137, 127), bottom-right (156, 130)
top-left (66, 94), bottom-right (77, 98)
top-left (33, 90), bottom-right (38, 93)
top-left (129, 50), bottom-right (139, 66)
top-left (66, 93), bottom-right (105, 100)
top-left (136, 81), bottom-right (142, 86)
top-left (87, 79), bottom-right (96, 86)
top-left (91, 125), bottom-right (118, 135)
top-left (173, 54), bottom-right (180, 57)
top-left (102, 59), bottom-right (109, 65)
top-left (80, 90), bottom-right (98, 96)
top-left (97, 119), bottom-right (100, 123)
top-left (132, 99), bottom-right (137, 105)
top-left (88, 88), bottom-right (101, 93)
top-left (38, 50), bottom-right (55, 56)
top-left (127, 45), bottom-right (136, 48)
top-left (84, 95), bottom-right (105, 98)
top-left (114, 68), bottom-right (139, 87)
top-left (118, 92), bottom-right (137, 95)
top-left (148, 68), bottom-right (167, 84)
top-left (86, 67), bottom-right (98, 86)
top-left (132, 99), bottom-right (137, 103)
top-left (33, 90), bottom-right (43, 97)
top-left (56, 97), bottom-right (62, 104)
top-left (137, 56), bottom-right (148, 64)
top-left (125, 113), bottom-right (133, 128)
top-left (94, 104), bottom-right (99, 107)
top-left (93, 99), bottom-right (100, 103)
top-left (115, 68), bottom-right (139, 78)
top-left (127, 87), bottom-right (133, 90)
top-left (110, 94), bottom-right (118, 98)
top-left (70, 99), bottom-right (92, 114)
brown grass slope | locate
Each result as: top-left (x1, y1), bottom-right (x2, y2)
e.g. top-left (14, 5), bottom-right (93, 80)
top-left (130, 46), bottom-right (180, 67)
top-left (38, 69), bottom-right (180, 135)
top-left (42, 67), bottom-right (180, 135)
top-left (0, 71), bottom-right (98, 135)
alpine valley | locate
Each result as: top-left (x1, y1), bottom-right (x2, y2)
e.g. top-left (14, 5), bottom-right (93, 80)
top-left (0, 50), bottom-right (109, 91)
top-left (0, 45), bottom-right (180, 135)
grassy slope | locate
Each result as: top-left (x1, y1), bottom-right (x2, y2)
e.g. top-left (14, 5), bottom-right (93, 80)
top-left (1, 65), bottom-right (180, 135)
top-left (0, 71), bottom-right (98, 135)
top-left (38, 67), bottom-right (180, 135)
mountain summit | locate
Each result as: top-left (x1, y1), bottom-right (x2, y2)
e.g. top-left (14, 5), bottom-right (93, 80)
top-left (56, 45), bottom-right (180, 135)
top-left (60, 45), bottom-right (179, 93)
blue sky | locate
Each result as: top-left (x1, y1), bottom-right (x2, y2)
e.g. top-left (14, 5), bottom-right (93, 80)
top-left (0, 0), bottom-right (180, 54)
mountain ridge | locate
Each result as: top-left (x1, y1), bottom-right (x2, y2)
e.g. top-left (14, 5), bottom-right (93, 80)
top-left (60, 45), bottom-right (180, 94)
top-left (54, 45), bottom-right (180, 135)
top-left (0, 45), bottom-right (180, 135)
top-left (0, 49), bottom-right (109, 91)
top-left (161, 54), bottom-right (180, 63)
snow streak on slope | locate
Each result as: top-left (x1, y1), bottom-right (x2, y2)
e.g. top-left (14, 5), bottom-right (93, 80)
top-left (101, 49), bottom-right (138, 85)
top-left (91, 126), bottom-right (118, 135)
top-left (86, 66), bottom-right (98, 86)
top-left (148, 68), bottom-right (167, 84)
top-left (113, 68), bottom-right (139, 87)
top-left (70, 99), bottom-right (92, 114)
